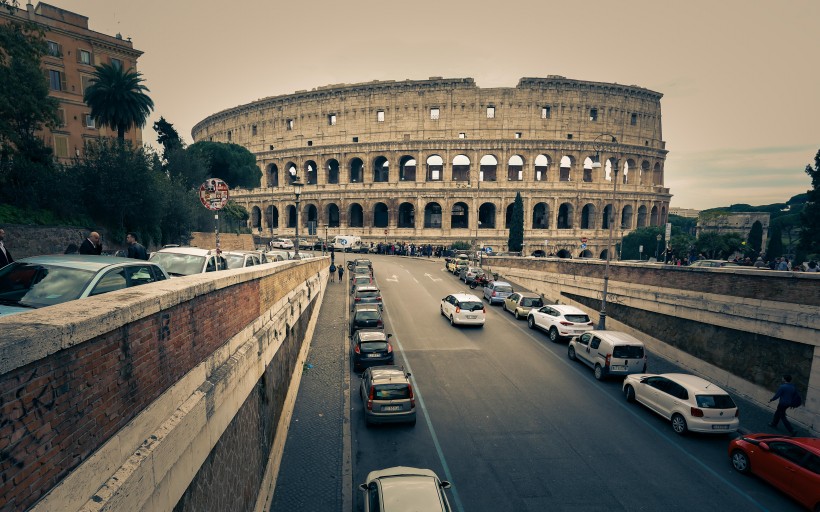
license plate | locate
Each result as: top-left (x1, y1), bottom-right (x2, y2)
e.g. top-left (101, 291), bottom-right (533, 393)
top-left (610, 365), bottom-right (626, 371)
top-left (382, 405), bottom-right (400, 411)
top-left (367, 353), bottom-right (382, 358)
top-left (712, 425), bottom-right (729, 430)
top-left (466, 315), bottom-right (476, 319)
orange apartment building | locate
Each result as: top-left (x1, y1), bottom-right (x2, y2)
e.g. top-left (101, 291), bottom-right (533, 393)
top-left (1, 2), bottom-right (144, 161)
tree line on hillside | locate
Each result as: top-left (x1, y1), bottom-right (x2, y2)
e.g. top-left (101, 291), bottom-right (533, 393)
top-left (0, 12), bottom-right (258, 248)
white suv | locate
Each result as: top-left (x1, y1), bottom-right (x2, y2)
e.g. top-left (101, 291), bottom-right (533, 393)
top-left (270, 238), bottom-right (294, 250)
top-left (440, 293), bottom-right (485, 326)
top-left (149, 247), bottom-right (227, 277)
top-left (527, 304), bottom-right (593, 342)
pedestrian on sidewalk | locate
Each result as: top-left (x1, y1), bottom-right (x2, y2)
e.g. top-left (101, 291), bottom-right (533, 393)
top-left (0, 227), bottom-right (13, 266)
top-left (338, 264), bottom-right (344, 282)
top-left (768, 374), bottom-right (799, 435)
top-left (329, 263), bottom-right (336, 282)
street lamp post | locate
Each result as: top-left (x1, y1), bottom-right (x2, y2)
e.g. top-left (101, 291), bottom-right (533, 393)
top-left (293, 178), bottom-right (303, 258)
top-left (591, 133), bottom-right (619, 331)
top-left (655, 233), bottom-right (662, 261)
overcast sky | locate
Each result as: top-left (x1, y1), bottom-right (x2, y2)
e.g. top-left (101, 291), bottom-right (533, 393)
top-left (50, 0), bottom-right (819, 210)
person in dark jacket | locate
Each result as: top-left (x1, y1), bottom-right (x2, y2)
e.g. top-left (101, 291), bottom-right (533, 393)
top-left (125, 232), bottom-right (148, 260)
top-left (0, 227), bottom-right (13, 267)
top-left (79, 231), bottom-right (103, 255)
top-left (768, 374), bottom-right (798, 435)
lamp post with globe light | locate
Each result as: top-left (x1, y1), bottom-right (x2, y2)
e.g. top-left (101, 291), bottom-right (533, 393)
top-left (590, 133), bottom-right (620, 331)
top-left (293, 178), bottom-right (303, 258)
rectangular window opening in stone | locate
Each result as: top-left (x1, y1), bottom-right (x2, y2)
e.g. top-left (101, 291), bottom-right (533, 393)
top-left (286, 119), bottom-right (294, 130)
top-left (567, 133), bottom-right (573, 140)
top-left (430, 108), bottom-right (440, 120)
top-left (459, 133), bottom-right (466, 139)
top-left (78, 49), bottom-right (91, 65)
top-left (111, 57), bottom-right (122, 69)
top-left (377, 110), bottom-right (385, 122)
top-left (515, 132), bottom-right (521, 139)
top-left (631, 113), bottom-right (637, 125)
top-left (590, 108), bottom-right (598, 122)
top-left (328, 114), bottom-right (336, 126)
top-left (56, 108), bottom-right (65, 127)
top-left (85, 114), bottom-right (95, 129)
top-left (352, 137), bottom-right (359, 143)
top-left (47, 40), bottom-right (61, 57)
top-left (54, 135), bottom-right (68, 158)
top-left (307, 141), bottom-right (312, 146)
top-left (252, 125), bottom-right (257, 136)
top-left (227, 130), bottom-right (232, 141)
top-left (541, 106), bottom-right (551, 119)
top-left (269, 145), bottom-right (274, 150)
top-left (487, 106), bottom-right (495, 119)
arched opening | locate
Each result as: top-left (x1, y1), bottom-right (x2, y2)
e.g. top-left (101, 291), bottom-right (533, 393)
top-left (507, 155), bottom-right (523, 181)
top-left (286, 162), bottom-right (298, 183)
top-left (349, 158), bottom-right (364, 183)
top-left (637, 205), bottom-right (648, 227)
top-left (641, 160), bottom-right (650, 185)
top-left (504, 203), bottom-right (515, 229)
top-left (426, 155), bottom-right (443, 181)
top-left (326, 204), bottom-right (340, 228)
top-left (600, 249), bottom-right (610, 259)
top-left (424, 202), bottom-right (442, 228)
top-left (581, 203), bottom-right (595, 229)
top-left (305, 204), bottom-right (318, 226)
top-left (373, 156), bottom-right (389, 183)
top-left (267, 164), bottom-right (279, 188)
top-left (557, 249), bottom-right (572, 258)
top-left (557, 203), bottom-right (573, 229)
top-left (650, 205), bottom-right (659, 226)
top-left (583, 157), bottom-right (593, 182)
top-left (349, 203), bottom-right (364, 227)
top-left (398, 202), bottom-right (415, 228)
top-left (602, 204), bottom-right (613, 230)
top-left (266, 205), bottom-right (278, 230)
top-left (653, 162), bottom-right (662, 185)
top-left (534, 154), bottom-right (549, 181)
top-left (621, 205), bottom-right (633, 229)
top-left (251, 206), bottom-right (262, 230)
top-left (579, 249), bottom-right (593, 258)
top-left (661, 206), bottom-right (667, 225)
top-left (532, 202), bottom-right (549, 229)
top-left (327, 159), bottom-right (339, 184)
top-left (451, 202), bottom-right (469, 229)
top-left (452, 154), bottom-right (470, 182)
top-left (479, 203), bottom-right (496, 229)
top-left (625, 159), bottom-right (636, 185)
top-left (305, 160), bottom-right (317, 185)
top-left (287, 205), bottom-right (297, 228)
top-left (480, 154), bottom-right (497, 182)
top-left (559, 156), bottom-right (573, 182)
top-left (400, 156), bottom-right (416, 181)
top-left (373, 202), bottom-right (388, 228)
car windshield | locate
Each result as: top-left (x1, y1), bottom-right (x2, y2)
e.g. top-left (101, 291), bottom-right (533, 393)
top-left (358, 291), bottom-right (380, 299)
top-left (149, 253), bottom-right (207, 276)
top-left (612, 345), bottom-right (644, 358)
top-left (224, 254), bottom-right (246, 269)
top-left (521, 298), bottom-right (542, 307)
top-left (495, 285), bottom-right (513, 293)
top-left (356, 310), bottom-right (381, 321)
top-left (0, 262), bottom-right (96, 308)
top-left (459, 301), bottom-right (483, 312)
top-left (374, 384), bottom-right (410, 400)
top-left (360, 341), bottom-right (388, 351)
top-left (564, 314), bottom-right (590, 323)
top-left (696, 394), bottom-right (736, 409)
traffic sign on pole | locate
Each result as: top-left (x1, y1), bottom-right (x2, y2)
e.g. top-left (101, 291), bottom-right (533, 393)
top-left (199, 178), bottom-right (229, 211)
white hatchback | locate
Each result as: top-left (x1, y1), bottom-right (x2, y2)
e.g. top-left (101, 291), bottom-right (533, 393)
top-left (440, 293), bottom-right (485, 327)
top-left (622, 373), bottom-right (740, 435)
top-left (527, 304), bottom-right (593, 342)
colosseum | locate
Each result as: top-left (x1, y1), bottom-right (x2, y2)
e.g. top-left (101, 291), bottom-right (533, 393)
top-left (191, 76), bottom-right (671, 257)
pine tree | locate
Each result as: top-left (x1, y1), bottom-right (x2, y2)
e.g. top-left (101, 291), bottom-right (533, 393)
top-left (508, 192), bottom-right (524, 252)
top-left (798, 149), bottom-right (820, 255)
top-left (767, 223), bottom-right (783, 259)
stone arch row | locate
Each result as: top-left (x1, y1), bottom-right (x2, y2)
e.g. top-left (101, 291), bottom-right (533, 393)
top-left (262, 151), bottom-right (664, 189)
top-left (250, 199), bottom-right (667, 232)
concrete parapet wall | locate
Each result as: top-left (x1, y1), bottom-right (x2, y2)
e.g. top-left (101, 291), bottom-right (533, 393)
top-left (0, 258), bottom-right (328, 511)
top-left (484, 256), bottom-right (820, 434)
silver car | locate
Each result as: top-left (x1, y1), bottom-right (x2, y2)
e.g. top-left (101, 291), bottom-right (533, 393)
top-left (359, 466), bottom-right (452, 512)
top-left (483, 280), bottom-right (513, 305)
top-left (359, 366), bottom-right (416, 426)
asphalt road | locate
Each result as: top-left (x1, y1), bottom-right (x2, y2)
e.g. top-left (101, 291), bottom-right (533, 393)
top-left (349, 255), bottom-right (803, 512)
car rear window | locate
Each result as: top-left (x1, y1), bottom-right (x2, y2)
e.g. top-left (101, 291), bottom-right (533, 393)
top-left (374, 384), bottom-right (410, 400)
top-left (696, 394), bottom-right (736, 409)
top-left (360, 341), bottom-right (388, 351)
top-left (521, 298), bottom-right (542, 307)
top-left (459, 301), bottom-right (483, 311)
top-left (612, 345), bottom-right (644, 359)
top-left (495, 285), bottom-right (513, 293)
top-left (564, 314), bottom-right (590, 323)
top-left (356, 310), bottom-right (381, 320)
top-left (358, 291), bottom-right (380, 299)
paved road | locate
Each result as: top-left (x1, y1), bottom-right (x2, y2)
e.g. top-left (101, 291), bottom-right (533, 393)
top-left (273, 255), bottom-right (807, 512)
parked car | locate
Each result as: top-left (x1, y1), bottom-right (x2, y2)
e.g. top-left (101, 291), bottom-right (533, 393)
top-left (482, 280), bottom-right (514, 305)
top-left (351, 331), bottom-right (394, 372)
top-left (502, 292), bottom-right (544, 319)
top-left (531, 250), bottom-right (547, 257)
top-left (351, 285), bottom-right (383, 310)
top-left (350, 305), bottom-right (384, 336)
top-left (222, 250), bottom-right (261, 269)
top-left (623, 373), bottom-right (740, 435)
top-left (351, 265), bottom-right (372, 280)
top-left (358, 366), bottom-right (416, 425)
top-left (452, 260), bottom-right (469, 276)
top-left (527, 304), bottom-right (593, 341)
top-left (265, 250), bottom-right (290, 262)
top-left (359, 466), bottom-right (452, 512)
top-left (350, 274), bottom-right (374, 294)
top-left (458, 266), bottom-right (484, 284)
top-left (354, 258), bottom-right (373, 269)
top-left (149, 247), bottom-right (228, 276)
top-left (270, 238), bottom-right (294, 250)
top-left (568, 330), bottom-right (647, 380)
top-left (728, 434), bottom-right (820, 511)
top-left (440, 293), bottom-right (485, 327)
top-left (0, 255), bottom-right (169, 316)
top-left (688, 259), bottom-right (740, 268)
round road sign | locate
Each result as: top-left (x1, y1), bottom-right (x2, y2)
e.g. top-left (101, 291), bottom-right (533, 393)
top-left (199, 178), bottom-right (229, 211)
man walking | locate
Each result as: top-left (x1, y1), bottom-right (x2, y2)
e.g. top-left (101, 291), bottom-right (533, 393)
top-left (769, 375), bottom-right (799, 436)
top-left (0, 227), bottom-right (13, 267)
top-left (125, 232), bottom-right (148, 260)
top-left (79, 231), bottom-right (103, 255)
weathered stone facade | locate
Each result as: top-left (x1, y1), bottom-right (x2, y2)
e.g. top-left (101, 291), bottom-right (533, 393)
top-left (696, 212), bottom-right (770, 250)
top-left (192, 77), bottom-right (672, 256)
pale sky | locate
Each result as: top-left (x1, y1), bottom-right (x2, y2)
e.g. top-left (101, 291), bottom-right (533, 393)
top-left (49, 0), bottom-right (820, 210)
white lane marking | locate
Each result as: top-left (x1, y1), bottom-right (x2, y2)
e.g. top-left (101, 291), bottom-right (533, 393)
top-left (386, 274), bottom-right (398, 282)
top-left (424, 273), bottom-right (442, 282)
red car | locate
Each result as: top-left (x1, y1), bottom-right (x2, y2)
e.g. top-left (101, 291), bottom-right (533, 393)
top-left (728, 434), bottom-right (820, 511)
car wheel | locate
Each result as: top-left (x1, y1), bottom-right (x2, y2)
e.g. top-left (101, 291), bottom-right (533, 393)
top-left (514, 309), bottom-right (521, 319)
top-left (528, 316), bottom-right (536, 329)
top-left (549, 327), bottom-right (560, 343)
top-left (730, 450), bottom-right (750, 474)
top-left (671, 413), bottom-right (688, 435)
top-left (440, 306), bottom-right (444, 317)
top-left (624, 385), bottom-right (636, 402)
top-left (568, 346), bottom-right (577, 360)
top-left (594, 364), bottom-right (604, 380)
top-left (450, 315), bottom-right (455, 326)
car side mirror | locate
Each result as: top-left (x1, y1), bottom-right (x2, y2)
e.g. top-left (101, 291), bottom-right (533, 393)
top-left (358, 483), bottom-right (368, 491)
top-left (387, 333), bottom-right (393, 338)
top-left (758, 442), bottom-right (770, 451)
top-left (405, 372), bottom-right (412, 378)
top-left (440, 481), bottom-right (451, 489)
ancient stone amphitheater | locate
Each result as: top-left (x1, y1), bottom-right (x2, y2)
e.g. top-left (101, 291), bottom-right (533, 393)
top-left (191, 76), bottom-right (671, 257)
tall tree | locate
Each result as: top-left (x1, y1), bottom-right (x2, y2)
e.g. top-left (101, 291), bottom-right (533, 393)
top-left (188, 141), bottom-right (261, 188)
top-left (767, 223), bottom-right (783, 259)
top-left (153, 116), bottom-right (183, 156)
top-left (508, 192), bottom-right (524, 252)
top-left (746, 220), bottom-right (763, 255)
top-left (798, 148), bottom-right (820, 255)
top-left (84, 63), bottom-right (154, 140)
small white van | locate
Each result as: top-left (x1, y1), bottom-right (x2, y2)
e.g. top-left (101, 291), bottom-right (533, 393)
top-left (333, 235), bottom-right (362, 252)
top-left (568, 330), bottom-right (647, 380)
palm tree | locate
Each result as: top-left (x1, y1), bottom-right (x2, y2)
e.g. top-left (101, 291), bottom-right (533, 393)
top-left (84, 63), bottom-right (154, 140)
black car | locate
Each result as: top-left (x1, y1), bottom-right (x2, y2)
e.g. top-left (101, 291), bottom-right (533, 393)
top-left (351, 330), bottom-right (394, 372)
top-left (350, 305), bottom-right (384, 336)
top-left (351, 285), bottom-right (383, 310)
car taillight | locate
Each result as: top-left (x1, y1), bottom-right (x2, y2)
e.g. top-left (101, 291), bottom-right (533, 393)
top-left (367, 386), bottom-right (374, 410)
top-left (354, 297), bottom-right (361, 302)
top-left (492, 291), bottom-right (497, 297)
top-left (587, 321), bottom-right (594, 326)
top-left (482, 307), bottom-right (486, 313)
top-left (605, 354), bottom-right (611, 367)
top-left (560, 321), bottom-right (573, 326)
top-left (408, 384), bottom-right (415, 408)
top-left (377, 320), bottom-right (383, 327)
top-left (690, 407), bottom-right (704, 417)
top-left (376, 296), bottom-right (382, 301)
top-left (387, 344), bottom-right (393, 353)
top-left (735, 409), bottom-right (740, 418)
top-left (455, 306), bottom-right (461, 313)
top-left (354, 345), bottom-right (361, 354)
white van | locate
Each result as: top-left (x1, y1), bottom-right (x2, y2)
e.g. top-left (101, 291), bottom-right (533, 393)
top-left (568, 330), bottom-right (647, 380)
top-left (333, 235), bottom-right (362, 252)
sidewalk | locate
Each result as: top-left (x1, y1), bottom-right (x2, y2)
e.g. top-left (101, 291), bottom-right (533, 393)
top-left (270, 276), bottom-right (350, 511)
